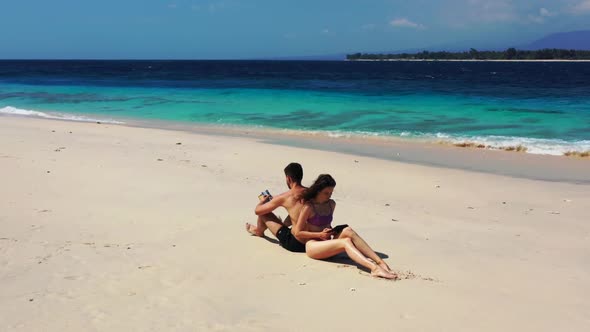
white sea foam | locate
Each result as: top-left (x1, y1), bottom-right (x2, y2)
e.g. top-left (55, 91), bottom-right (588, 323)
top-left (280, 128), bottom-right (590, 156)
top-left (4, 105), bottom-right (584, 156)
top-left (0, 106), bottom-right (125, 124)
top-left (431, 133), bottom-right (590, 156)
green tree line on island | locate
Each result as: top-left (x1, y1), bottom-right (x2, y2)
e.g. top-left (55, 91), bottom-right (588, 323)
top-left (346, 48), bottom-right (590, 60)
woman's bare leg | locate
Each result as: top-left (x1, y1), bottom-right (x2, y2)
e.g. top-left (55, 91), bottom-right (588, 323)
top-left (306, 239), bottom-right (396, 279)
top-left (336, 227), bottom-right (393, 273)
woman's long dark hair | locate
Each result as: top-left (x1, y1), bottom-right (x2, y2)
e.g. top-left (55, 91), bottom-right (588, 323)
top-left (300, 174), bottom-right (336, 202)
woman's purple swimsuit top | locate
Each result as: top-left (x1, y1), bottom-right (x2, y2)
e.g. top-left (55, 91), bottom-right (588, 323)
top-left (307, 202), bottom-right (333, 228)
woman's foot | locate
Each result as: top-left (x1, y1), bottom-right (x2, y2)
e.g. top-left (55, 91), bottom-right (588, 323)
top-left (372, 258), bottom-right (393, 273)
top-left (245, 223), bottom-right (263, 236)
top-left (378, 260), bottom-right (393, 273)
top-left (371, 265), bottom-right (398, 280)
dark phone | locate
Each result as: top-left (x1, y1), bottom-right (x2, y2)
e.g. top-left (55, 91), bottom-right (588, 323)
top-left (331, 224), bottom-right (349, 233)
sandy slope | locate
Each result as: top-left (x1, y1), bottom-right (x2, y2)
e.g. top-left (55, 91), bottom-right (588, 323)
top-left (1, 116), bottom-right (589, 331)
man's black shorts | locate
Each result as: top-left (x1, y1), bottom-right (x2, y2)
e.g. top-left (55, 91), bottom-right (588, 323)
top-left (276, 226), bottom-right (306, 252)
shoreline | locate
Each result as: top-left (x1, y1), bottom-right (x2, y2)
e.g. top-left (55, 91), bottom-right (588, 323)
top-left (2, 113), bottom-right (589, 184)
top-left (66, 116), bottom-right (590, 184)
top-left (3, 105), bottom-right (588, 160)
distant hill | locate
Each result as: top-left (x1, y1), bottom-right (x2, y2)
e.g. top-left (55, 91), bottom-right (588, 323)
top-left (522, 30), bottom-right (590, 50)
top-left (264, 30), bottom-right (590, 60)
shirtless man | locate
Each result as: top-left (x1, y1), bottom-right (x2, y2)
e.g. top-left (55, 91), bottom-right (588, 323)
top-left (245, 162), bottom-right (307, 252)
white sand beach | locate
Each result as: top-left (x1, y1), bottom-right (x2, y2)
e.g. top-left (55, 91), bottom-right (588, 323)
top-left (1, 116), bottom-right (589, 331)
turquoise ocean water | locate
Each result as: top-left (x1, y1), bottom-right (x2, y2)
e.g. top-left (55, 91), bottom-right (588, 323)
top-left (1, 60), bottom-right (589, 155)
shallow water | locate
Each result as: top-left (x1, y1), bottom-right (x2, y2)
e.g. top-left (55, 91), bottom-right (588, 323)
top-left (1, 60), bottom-right (589, 155)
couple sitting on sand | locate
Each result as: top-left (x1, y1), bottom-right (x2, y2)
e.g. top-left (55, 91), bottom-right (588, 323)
top-left (246, 162), bottom-right (398, 280)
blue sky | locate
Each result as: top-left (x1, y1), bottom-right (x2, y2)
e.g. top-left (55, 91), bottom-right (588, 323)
top-left (1, 0), bottom-right (590, 59)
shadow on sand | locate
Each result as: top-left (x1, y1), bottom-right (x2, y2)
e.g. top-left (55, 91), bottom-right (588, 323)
top-left (320, 252), bottom-right (390, 273)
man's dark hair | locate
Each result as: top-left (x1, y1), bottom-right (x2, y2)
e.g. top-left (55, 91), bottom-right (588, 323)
top-left (284, 162), bottom-right (303, 184)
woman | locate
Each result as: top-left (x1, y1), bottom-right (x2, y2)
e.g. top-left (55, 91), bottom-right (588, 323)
top-left (292, 174), bottom-right (398, 279)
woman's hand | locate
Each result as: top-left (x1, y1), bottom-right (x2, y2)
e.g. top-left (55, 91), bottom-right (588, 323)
top-left (318, 228), bottom-right (333, 240)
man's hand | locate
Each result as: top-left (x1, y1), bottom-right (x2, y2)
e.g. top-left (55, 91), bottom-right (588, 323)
top-left (258, 194), bottom-right (270, 204)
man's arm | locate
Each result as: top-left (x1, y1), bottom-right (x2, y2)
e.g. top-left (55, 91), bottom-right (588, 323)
top-left (254, 194), bottom-right (285, 216)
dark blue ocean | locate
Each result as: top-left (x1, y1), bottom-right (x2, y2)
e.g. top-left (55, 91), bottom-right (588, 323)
top-left (1, 60), bottom-right (589, 155)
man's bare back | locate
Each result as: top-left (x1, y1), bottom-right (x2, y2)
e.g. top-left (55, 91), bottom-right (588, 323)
top-left (274, 186), bottom-right (305, 226)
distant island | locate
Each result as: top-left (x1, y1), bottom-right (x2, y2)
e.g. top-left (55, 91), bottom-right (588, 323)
top-left (346, 48), bottom-right (590, 61)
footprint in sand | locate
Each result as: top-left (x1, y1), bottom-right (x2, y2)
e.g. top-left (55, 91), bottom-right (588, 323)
top-left (83, 307), bottom-right (107, 323)
top-left (256, 272), bottom-right (286, 280)
top-left (0, 237), bottom-right (18, 242)
top-left (63, 275), bottom-right (82, 281)
top-left (397, 270), bottom-right (440, 282)
top-left (356, 269), bottom-right (440, 282)
top-left (400, 313), bottom-right (415, 320)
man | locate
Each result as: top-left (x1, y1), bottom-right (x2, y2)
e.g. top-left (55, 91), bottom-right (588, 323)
top-left (245, 162), bottom-right (307, 252)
